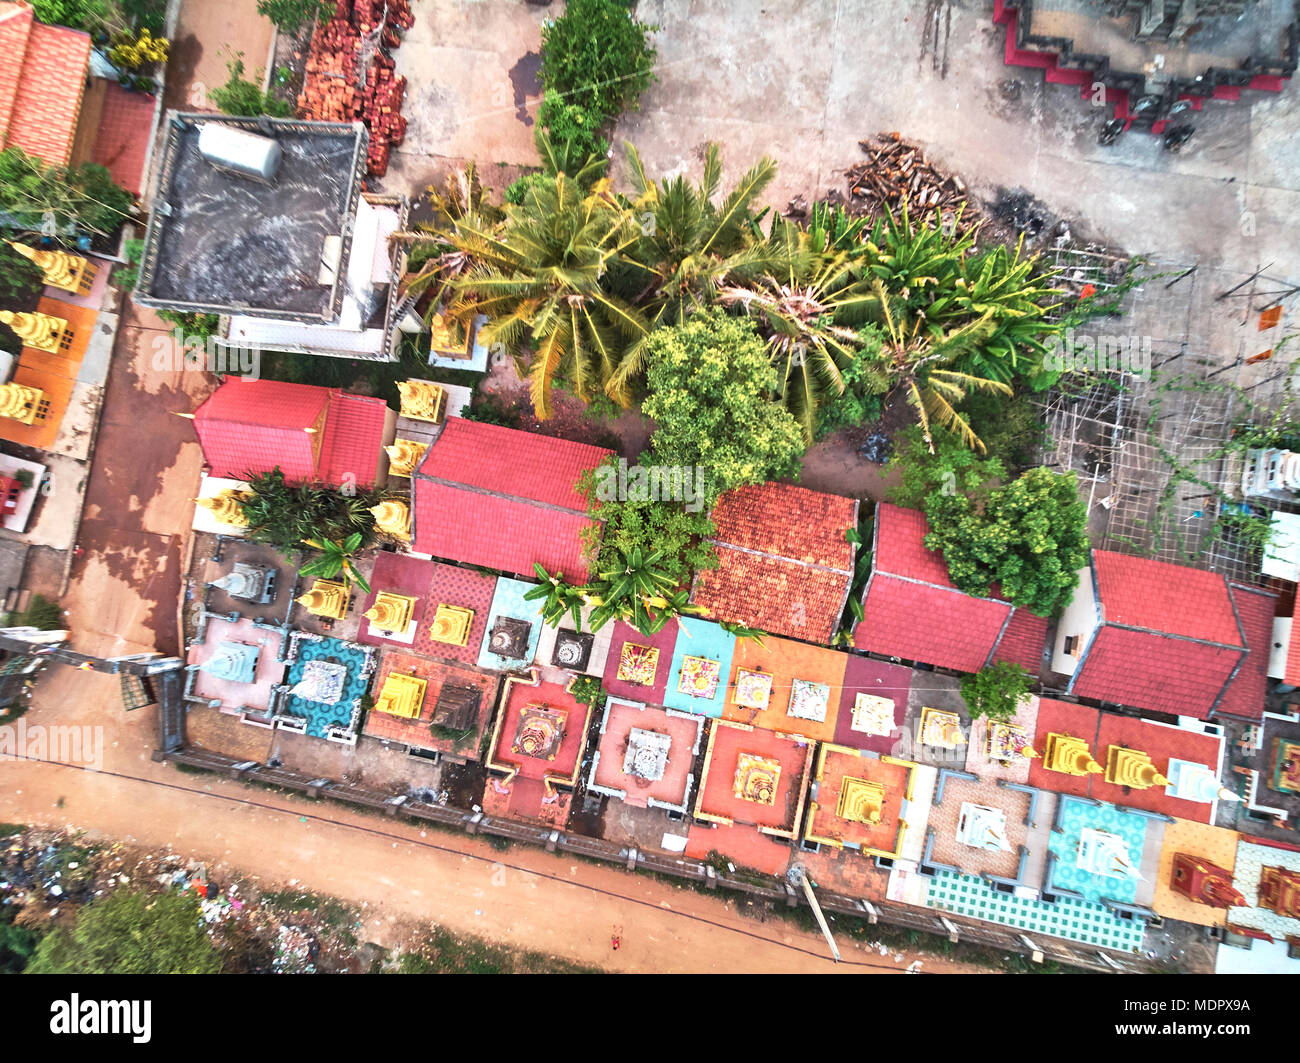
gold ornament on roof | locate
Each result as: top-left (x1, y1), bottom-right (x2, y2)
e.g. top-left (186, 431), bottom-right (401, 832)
top-left (384, 438), bottom-right (428, 477)
top-left (8, 240), bottom-right (97, 294)
top-left (369, 500), bottom-right (411, 540)
top-left (0, 309), bottom-right (66, 353)
top-left (396, 380), bottom-right (446, 423)
top-left (0, 382), bottom-right (46, 425)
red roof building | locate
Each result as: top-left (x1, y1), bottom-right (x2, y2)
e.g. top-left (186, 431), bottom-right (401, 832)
top-left (691, 482), bottom-right (857, 643)
top-left (1057, 551), bottom-right (1273, 721)
top-left (0, 3), bottom-right (92, 167)
top-left (851, 503), bottom-right (1047, 673)
top-left (192, 378), bottom-right (393, 488)
top-left (410, 418), bottom-right (612, 582)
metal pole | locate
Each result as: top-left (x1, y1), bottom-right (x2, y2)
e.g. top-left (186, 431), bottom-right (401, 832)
top-left (798, 874), bottom-right (841, 963)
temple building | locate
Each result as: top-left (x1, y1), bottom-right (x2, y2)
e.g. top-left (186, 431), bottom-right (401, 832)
top-left (194, 641), bottom-right (260, 685)
top-left (207, 562), bottom-right (276, 605)
top-left (296, 580), bottom-right (350, 621)
top-left (1104, 746), bottom-right (1170, 790)
top-left (1042, 732), bottom-right (1103, 777)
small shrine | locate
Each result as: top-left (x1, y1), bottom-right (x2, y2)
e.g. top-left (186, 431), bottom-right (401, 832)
top-left (430, 603), bottom-right (474, 646)
top-left (734, 668), bottom-right (773, 711)
top-left (850, 693), bottom-right (894, 737)
top-left (678, 655), bottom-right (721, 699)
top-left (987, 721), bottom-right (1038, 762)
top-left (1042, 732), bottom-right (1103, 777)
top-left (296, 579), bottom-right (350, 620)
top-left (1077, 827), bottom-right (1142, 880)
top-left (384, 438), bottom-right (429, 477)
top-left (512, 704), bottom-right (567, 759)
top-left (1272, 738), bottom-right (1300, 794)
top-left (1105, 746), bottom-right (1170, 790)
top-left (835, 775), bottom-right (884, 824)
top-left (734, 752), bottom-right (781, 806)
top-left (957, 802), bottom-right (1013, 852)
top-left (0, 382), bottom-right (47, 425)
top-left (194, 489), bottom-right (250, 527)
top-left (788, 678), bottom-right (831, 722)
top-left (1165, 759), bottom-right (1240, 804)
top-left (289, 659), bottom-right (348, 704)
top-left (208, 561), bottom-right (276, 604)
top-left (374, 672), bottom-right (427, 719)
top-left (623, 727), bottom-right (671, 781)
top-left (432, 682), bottom-right (481, 731)
top-left (369, 500), bottom-right (410, 541)
top-left (1170, 853), bottom-right (1245, 909)
top-left (396, 380), bottom-right (447, 423)
top-left (0, 309), bottom-right (67, 353)
top-left (8, 240), bottom-right (97, 295)
top-left (551, 628), bottom-right (594, 670)
top-left (615, 642), bottom-right (658, 686)
top-left (196, 641), bottom-right (260, 684)
top-left (363, 591), bottom-right (418, 634)
top-left (1258, 866), bottom-right (1300, 919)
top-left (488, 615), bottom-right (533, 660)
top-left (919, 706), bottom-right (966, 749)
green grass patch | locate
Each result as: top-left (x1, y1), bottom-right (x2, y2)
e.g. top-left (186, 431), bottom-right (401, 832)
top-left (396, 926), bottom-right (598, 974)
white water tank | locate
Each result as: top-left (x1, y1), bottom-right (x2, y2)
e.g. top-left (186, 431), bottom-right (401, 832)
top-left (197, 123), bottom-right (282, 182)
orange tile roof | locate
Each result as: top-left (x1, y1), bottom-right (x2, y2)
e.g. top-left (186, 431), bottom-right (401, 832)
top-left (0, 2), bottom-right (92, 167)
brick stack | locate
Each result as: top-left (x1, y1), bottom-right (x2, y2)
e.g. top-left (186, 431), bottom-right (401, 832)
top-left (296, 0), bottom-right (414, 176)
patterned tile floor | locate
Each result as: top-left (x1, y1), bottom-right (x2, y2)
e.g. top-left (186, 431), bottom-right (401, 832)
top-left (283, 637), bottom-right (370, 739)
top-left (926, 870), bottom-right (1146, 953)
top-left (1047, 795), bottom-right (1149, 905)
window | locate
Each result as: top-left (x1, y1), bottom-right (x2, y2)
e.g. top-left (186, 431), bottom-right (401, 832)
top-left (1063, 635), bottom-right (1080, 656)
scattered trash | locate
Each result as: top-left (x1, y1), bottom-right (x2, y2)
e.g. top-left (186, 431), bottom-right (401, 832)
top-left (858, 431), bottom-right (892, 464)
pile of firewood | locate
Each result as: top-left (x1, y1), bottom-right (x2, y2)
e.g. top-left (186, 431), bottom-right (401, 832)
top-left (296, 0), bottom-right (414, 176)
top-left (844, 132), bottom-right (979, 228)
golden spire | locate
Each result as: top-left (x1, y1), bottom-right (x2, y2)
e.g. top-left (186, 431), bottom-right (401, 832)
top-left (194, 489), bottom-right (250, 527)
top-left (396, 380), bottom-right (447, 423)
top-left (8, 240), bottom-right (97, 294)
top-left (0, 382), bottom-right (46, 425)
top-left (369, 499), bottom-right (411, 540)
top-left (0, 309), bottom-right (67, 353)
top-left (384, 438), bottom-right (428, 477)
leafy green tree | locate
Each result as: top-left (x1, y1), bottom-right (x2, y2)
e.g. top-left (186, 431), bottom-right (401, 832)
top-left (887, 423), bottom-right (1005, 510)
top-left (239, 468), bottom-right (383, 554)
top-left (539, 0), bottom-right (657, 123)
top-left (641, 308), bottom-right (805, 507)
top-left (814, 324), bottom-right (889, 439)
top-left (0, 907), bottom-right (40, 974)
top-left (0, 149), bottom-right (133, 239)
top-left (256, 0), bottom-right (331, 34)
top-left (578, 459), bottom-right (718, 584)
top-left (210, 56), bottom-right (293, 117)
top-left (0, 241), bottom-right (45, 304)
top-left (924, 466), bottom-right (1089, 616)
top-left (27, 888), bottom-right (221, 974)
top-left (446, 171), bottom-right (650, 417)
top-left (31, 0), bottom-right (114, 32)
top-left (960, 661), bottom-right (1034, 723)
top-left (300, 533), bottom-right (371, 595)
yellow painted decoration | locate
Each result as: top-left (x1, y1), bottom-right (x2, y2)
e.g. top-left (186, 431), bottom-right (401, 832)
top-left (296, 579), bottom-right (349, 619)
top-left (836, 776), bottom-right (885, 825)
top-left (396, 380), bottom-right (447, 423)
top-left (374, 672), bottom-right (427, 719)
top-left (1105, 745), bottom-right (1171, 790)
top-left (193, 489), bottom-right (250, 527)
top-left (0, 309), bottom-right (66, 353)
top-left (8, 240), bottom-right (97, 294)
top-left (733, 753), bottom-right (782, 805)
top-left (430, 603), bottom-right (474, 646)
top-left (384, 438), bottom-right (428, 477)
top-left (1042, 732), bottom-right (1104, 777)
top-left (369, 500), bottom-right (410, 540)
top-left (0, 382), bottom-right (46, 425)
top-left (363, 591), bottom-right (417, 632)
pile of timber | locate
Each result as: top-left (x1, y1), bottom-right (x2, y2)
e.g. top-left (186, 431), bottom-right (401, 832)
top-left (844, 132), bottom-right (979, 229)
top-left (297, 0), bottom-right (414, 176)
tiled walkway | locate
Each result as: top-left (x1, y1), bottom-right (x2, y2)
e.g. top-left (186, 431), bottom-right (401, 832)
top-left (926, 870), bottom-right (1146, 953)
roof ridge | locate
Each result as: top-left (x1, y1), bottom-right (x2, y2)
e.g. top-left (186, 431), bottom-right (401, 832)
top-left (0, 2), bottom-right (33, 142)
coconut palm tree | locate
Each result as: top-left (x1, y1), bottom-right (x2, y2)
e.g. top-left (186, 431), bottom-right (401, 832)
top-left (443, 170), bottom-right (652, 418)
top-left (870, 277), bottom-right (1011, 454)
top-left (716, 219), bottom-right (881, 442)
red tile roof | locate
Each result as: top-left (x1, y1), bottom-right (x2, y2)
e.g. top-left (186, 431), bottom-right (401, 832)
top-left (0, 3), bottom-right (92, 167)
top-left (1071, 625), bottom-right (1243, 718)
top-left (410, 419), bottom-right (612, 581)
top-left (318, 393), bottom-right (389, 489)
top-left (90, 79), bottom-right (155, 194)
top-left (1093, 550), bottom-right (1243, 646)
top-left (1213, 584), bottom-right (1276, 723)
top-left (993, 607), bottom-right (1048, 673)
top-left (853, 503), bottom-right (1045, 673)
top-left (692, 482), bottom-right (857, 643)
top-left (193, 379), bottom-right (387, 487)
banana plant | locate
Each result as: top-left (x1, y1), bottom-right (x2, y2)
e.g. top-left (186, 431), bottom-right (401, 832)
top-left (524, 563), bottom-right (588, 631)
top-left (584, 545), bottom-right (705, 636)
top-left (300, 533), bottom-right (370, 595)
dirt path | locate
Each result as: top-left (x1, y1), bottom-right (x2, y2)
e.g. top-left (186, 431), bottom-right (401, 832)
top-left (0, 679), bottom-right (985, 973)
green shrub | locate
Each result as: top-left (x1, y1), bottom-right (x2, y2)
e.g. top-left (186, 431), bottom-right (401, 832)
top-left (540, 0), bottom-right (657, 121)
top-left (255, 0), bottom-right (331, 34)
top-left (210, 57), bottom-right (293, 118)
top-left (31, 0), bottom-right (111, 32)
